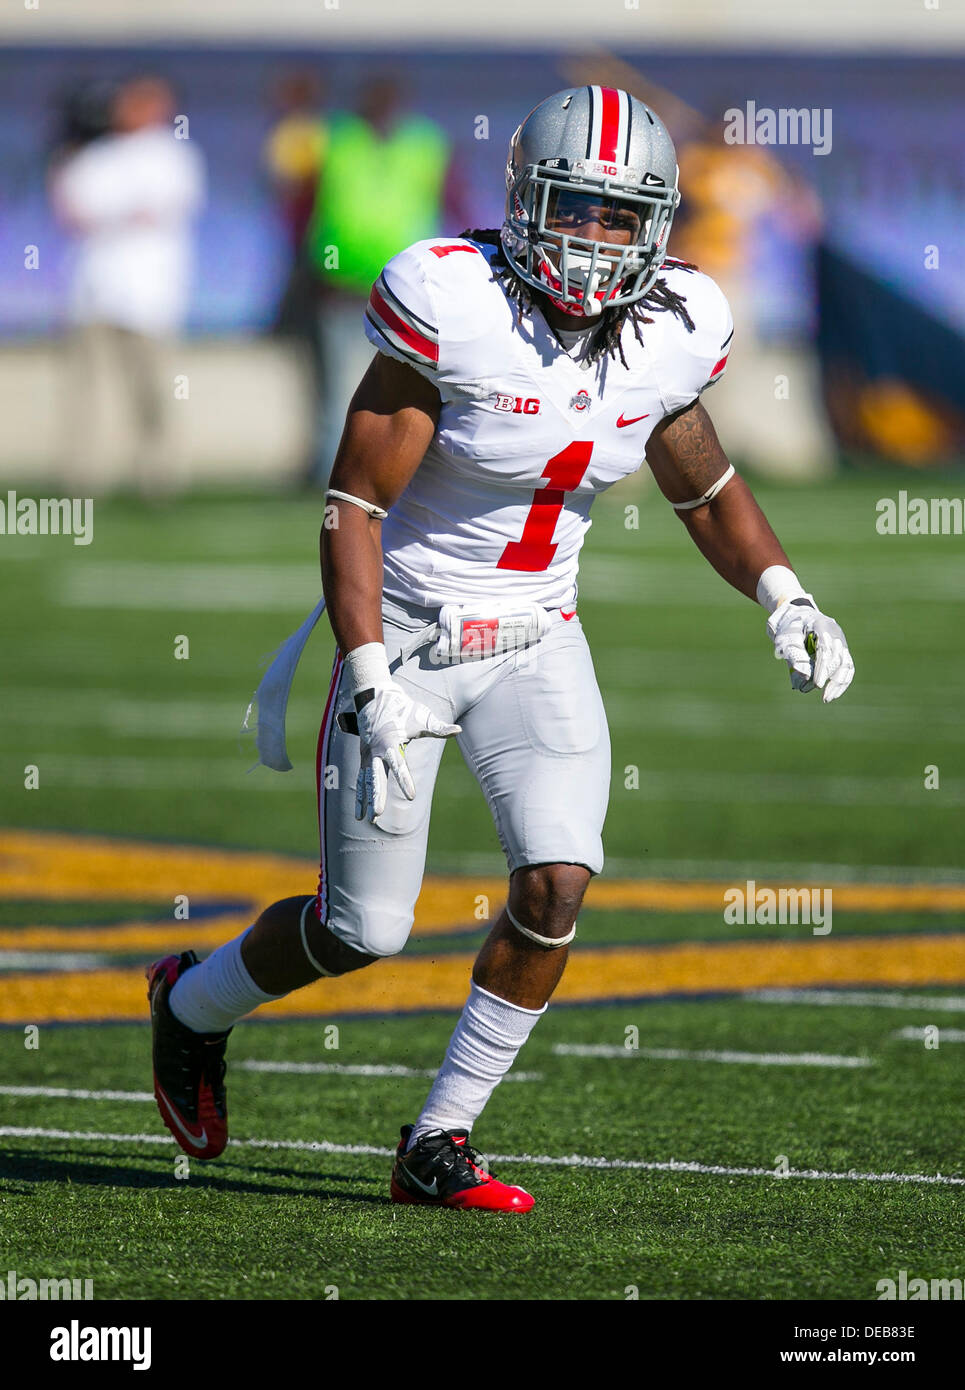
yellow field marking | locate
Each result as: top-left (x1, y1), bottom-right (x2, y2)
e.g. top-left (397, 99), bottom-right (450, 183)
top-left (0, 913), bottom-right (487, 954)
top-left (586, 880), bottom-right (965, 914)
top-left (2, 932), bottom-right (963, 1025)
top-left (0, 915), bottom-right (256, 955)
top-left (0, 830), bottom-right (499, 936)
top-left (3, 831), bottom-right (965, 1023)
top-left (7, 830), bottom-right (965, 915)
top-left (3, 831), bottom-right (965, 958)
top-left (0, 829), bottom-right (321, 902)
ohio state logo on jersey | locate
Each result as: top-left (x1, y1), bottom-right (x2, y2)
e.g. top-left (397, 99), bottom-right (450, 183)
top-left (570, 390), bottom-right (592, 412)
top-left (494, 394), bottom-right (541, 415)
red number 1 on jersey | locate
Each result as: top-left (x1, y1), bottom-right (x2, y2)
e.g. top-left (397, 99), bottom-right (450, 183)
top-left (496, 442), bottom-right (593, 573)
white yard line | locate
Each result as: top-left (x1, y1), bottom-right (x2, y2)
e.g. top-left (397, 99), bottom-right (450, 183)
top-left (0, 1086), bottom-right (154, 1102)
top-left (0, 953), bottom-right (115, 972)
top-left (30, 758), bottom-right (958, 805)
top-left (746, 989), bottom-right (965, 1012)
top-left (236, 1060), bottom-right (541, 1081)
top-left (0, 1068), bottom-right (540, 1103)
top-left (597, 769), bottom-right (965, 808)
top-left (892, 1026), bottom-right (965, 1042)
top-left (9, 756), bottom-right (301, 791)
top-left (553, 1044), bottom-right (873, 1068)
top-left (12, 689), bottom-right (965, 745)
top-left (0, 1126), bottom-right (961, 1187)
top-left (59, 564), bottom-right (317, 612)
top-left (53, 554), bottom-right (965, 612)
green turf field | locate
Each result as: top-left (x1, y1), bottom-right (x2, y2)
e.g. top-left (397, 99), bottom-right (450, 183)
top-left (2, 474), bottom-right (964, 1300)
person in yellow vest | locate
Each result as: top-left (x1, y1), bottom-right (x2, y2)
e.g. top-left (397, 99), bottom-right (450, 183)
top-left (263, 71), bottom-right (329, 349)
top-left (303, 77), bottom-right (459, 486)
top-left (264, 71), bottom-right (329, 257)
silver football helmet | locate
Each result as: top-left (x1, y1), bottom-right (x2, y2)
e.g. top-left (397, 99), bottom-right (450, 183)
top-left (501, 86), bottom-right (680, 317)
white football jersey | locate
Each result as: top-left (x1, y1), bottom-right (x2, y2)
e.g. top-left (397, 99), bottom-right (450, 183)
top-left (363, 236), bottom-right (733, 610)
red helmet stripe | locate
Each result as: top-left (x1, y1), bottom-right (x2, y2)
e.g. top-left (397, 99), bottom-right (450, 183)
top-left (597, 87), bottom-right (621, 162)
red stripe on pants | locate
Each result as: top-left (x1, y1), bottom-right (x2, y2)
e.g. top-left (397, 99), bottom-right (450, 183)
top-left (315, 651), bottom-right (344, 921)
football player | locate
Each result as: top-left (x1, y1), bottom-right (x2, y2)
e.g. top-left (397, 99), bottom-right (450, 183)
top-left (148, 87), bottom-right (854, 1211)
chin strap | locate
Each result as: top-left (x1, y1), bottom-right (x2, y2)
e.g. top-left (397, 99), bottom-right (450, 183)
top-left (541, 277), bottom-right (607, 318)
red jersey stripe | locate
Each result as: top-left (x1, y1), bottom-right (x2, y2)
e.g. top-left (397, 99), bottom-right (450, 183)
top-left (368, 285), bottom-right (440, 364)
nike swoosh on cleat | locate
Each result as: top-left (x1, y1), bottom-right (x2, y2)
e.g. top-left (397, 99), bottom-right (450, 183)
top-left (616, 412), bottom-right (650, 427)
top-left (156, 1086), bottom-right (209, 1150)
top-left (402, 1167), bottom-right (439, 1197)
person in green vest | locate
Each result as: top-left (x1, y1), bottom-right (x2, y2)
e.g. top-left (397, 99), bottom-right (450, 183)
top-left (303, 77), bottom-right (463, 486)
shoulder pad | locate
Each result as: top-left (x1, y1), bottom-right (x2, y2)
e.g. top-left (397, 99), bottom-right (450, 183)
top-left (365, 242), bottom-right (445, 372)
top-left (364, 238), bottom-right (506, 393)
top-left (652, 265), bottom-right (734, 415)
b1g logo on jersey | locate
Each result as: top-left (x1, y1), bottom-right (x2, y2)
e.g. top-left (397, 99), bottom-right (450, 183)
top-left (494, 394), bottom-right (541, 415)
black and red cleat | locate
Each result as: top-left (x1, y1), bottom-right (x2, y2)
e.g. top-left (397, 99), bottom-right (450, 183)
top-left (146, 952), bottom-right (230, 1161)
top-left (390, 1125), bottom-right (534, 1212)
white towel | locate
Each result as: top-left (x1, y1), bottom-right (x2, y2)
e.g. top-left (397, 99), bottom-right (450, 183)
top-left (242, 596), bottom-right (328, 772)
top-left (242, 600), bottom-right (446, 772)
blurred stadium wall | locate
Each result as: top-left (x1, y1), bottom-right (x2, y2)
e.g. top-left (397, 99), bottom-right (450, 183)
top-left (1, 2), bottom-right (963, 486)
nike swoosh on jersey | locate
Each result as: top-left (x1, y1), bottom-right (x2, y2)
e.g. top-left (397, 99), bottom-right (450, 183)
top-left (616, 412), bottom-right (651, 427)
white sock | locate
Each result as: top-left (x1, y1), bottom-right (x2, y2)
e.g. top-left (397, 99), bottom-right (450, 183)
top-left (169, 929), bottom-right (283, 1034)
top-left (406, 980), bottom-right (546, 1150)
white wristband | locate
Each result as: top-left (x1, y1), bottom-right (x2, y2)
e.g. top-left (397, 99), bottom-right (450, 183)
top-left (755, 565), bottom-right (810, 615)
top-left (343, 642), bottom-right (392, 695)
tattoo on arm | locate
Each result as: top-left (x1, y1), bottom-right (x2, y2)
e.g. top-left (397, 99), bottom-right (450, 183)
top-left (645, 400), bottom-right (732, 506)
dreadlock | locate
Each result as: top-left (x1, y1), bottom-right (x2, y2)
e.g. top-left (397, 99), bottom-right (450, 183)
top-left (461, 229), bottom-right (698, 369)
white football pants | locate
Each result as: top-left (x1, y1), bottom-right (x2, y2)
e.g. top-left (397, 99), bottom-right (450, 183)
top-left (312, 594), bottom-right (610, 957)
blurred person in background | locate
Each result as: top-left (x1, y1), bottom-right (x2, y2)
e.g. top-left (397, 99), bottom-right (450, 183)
top-left (264, 70), bottom-right (330, 258)
top-left (50, 75), bottom-right (206, 499)
top-left (263, 69), bottom-right (329, 347)
top-left (50, 78), bottom-right (118, 158)
top-left (302, 75), bottom-right (467, 487)
top-left (670, 113), bottom-right (831, 476)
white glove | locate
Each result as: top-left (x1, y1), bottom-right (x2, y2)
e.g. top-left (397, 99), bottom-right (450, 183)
top-left (768, 598), bottom-right (855, 703)
top-left (352, 682), bottom-right (460, 822)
